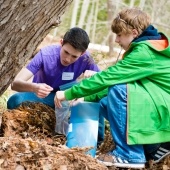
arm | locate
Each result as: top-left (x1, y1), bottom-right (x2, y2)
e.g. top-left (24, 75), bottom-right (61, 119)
top-left (64, 45), bottom-right (154, 101)
top-left (11, 68), bottom-right (53, 98)
top-left (55, 44), bottom-right (155, 107)
top-left (84, 88), bottom-right (108, 102)
top-left (11, 68), bottom-right (35, 92)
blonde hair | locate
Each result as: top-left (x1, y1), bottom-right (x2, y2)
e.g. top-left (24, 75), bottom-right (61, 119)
top-left (111, 8), bottom-right (151, 35)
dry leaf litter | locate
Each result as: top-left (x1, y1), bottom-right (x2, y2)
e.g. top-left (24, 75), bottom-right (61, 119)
top-left (0, 102), bottom-right (169, 170)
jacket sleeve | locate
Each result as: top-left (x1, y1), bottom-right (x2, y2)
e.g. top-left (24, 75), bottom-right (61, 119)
top-left (65, 44), bottom-right (154, 100)
top-left (84, 88), bottom-right (108, 102)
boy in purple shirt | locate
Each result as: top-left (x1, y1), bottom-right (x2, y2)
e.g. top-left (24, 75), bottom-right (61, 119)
top-left (7, 27), bottom-right (104, 145)
top-left (7, 27), bottom-right (100, 109)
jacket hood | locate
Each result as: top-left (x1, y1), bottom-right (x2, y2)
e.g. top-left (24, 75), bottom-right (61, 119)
top-left (131, 25), bottom-right (170, 58)
top-left (133, 25), bottom-right (161, 42)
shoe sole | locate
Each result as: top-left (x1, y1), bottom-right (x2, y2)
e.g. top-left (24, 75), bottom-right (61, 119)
top-left (153, 150), bottom-right (170, 163)
top-left (146, 143), bottom-right (170, 164)
top-left (98, 160), bottom-right (145, 168)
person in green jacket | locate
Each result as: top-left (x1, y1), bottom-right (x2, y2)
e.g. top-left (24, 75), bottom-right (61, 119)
top-left (54, 8), bottom-right (170, 168)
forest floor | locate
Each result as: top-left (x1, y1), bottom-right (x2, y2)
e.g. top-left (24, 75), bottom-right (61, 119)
top-left (0, 102), bottom-right (169, 170)
top-left (1, 33), bottom-right (169, 169)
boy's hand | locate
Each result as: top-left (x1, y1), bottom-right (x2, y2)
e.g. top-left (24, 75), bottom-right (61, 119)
top-left (34, 83), bottom-right (53, 98)
top-left (83, 70), bottom-right (97, 78)
top-left (70, 97), bottom-right (84, 106)
top-left (54, 91), bottom-right (66, 108)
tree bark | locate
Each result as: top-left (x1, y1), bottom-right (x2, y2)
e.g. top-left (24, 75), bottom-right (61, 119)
top-left (0, 0), bottom-right (73, 96)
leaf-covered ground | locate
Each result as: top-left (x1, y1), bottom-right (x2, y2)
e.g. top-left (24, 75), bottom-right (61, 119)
top-left (0, 102), bottom-right (169, 170)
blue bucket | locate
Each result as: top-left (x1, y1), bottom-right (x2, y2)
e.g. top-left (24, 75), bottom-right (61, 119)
top-left (66, 102), bottom-right (100, 157)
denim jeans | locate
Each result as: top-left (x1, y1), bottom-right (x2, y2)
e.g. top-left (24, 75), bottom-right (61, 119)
top-left (7, 92), bottom-right (105, 142)
top-left (7, 92), bottom-right (56, 109)
top-left (99, 84), bottom-right (161, 162)
top-left (99, 84), bottom-right (146, 162)
top-left (98, 114), bottom-right (105, 146)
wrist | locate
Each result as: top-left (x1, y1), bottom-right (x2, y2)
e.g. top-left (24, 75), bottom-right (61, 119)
top-left (31, 83), bottom-right (37, 92)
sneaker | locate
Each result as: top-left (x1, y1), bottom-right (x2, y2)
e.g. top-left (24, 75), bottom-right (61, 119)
top-left (97, 152), bottom-right (145, 168)
top-left (146, 142), bottom-right (170, 163)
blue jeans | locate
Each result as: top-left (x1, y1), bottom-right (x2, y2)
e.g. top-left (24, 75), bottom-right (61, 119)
top-left (7, 92), bottom-right (105, 142)
top-left (7, 92), bottom-right (56, 109)
top-left (98, 114), bottom-right (105, 146)
top-left (100, 84), bottom-right (146, 162)
top-left (99, 84), bottom-right (160, 162)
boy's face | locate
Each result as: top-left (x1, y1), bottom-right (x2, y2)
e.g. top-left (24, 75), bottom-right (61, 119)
top-left (115, 30), bottom-right (138, 50)
top-left (60, 43), bottom-right (83, 66)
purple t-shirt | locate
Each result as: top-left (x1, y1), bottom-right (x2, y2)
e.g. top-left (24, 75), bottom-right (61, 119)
top-left (26, 45), bottom-right (100, 92)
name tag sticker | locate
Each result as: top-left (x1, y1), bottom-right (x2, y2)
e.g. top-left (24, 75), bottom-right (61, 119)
top-left (62, 72), bottom-right (74, 80)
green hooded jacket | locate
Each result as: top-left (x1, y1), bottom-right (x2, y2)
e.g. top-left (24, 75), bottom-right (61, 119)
top-left (64, 33), bottom-right (170, 145)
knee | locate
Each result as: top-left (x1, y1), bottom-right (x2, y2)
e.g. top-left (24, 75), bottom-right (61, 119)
top-left (109, 84), bottom-right (126, 92)
top-left (108, 84), bottom-right (127, 100)
top-left (7, 93), bottom-right (22, 109)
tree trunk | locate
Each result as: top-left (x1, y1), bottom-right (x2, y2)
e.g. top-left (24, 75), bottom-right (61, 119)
top-left (70, 0), bottom-right (80, 28)
top-left (0, 0), bottom-right (73, 96)
top-left (107, 0), bottom-right (116, 58)
top-left (91, 0), bottom-right (99, 43)
top-left (78, 0), bottom-right (90, 28)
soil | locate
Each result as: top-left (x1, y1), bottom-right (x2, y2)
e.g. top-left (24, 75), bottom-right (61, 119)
top-left (0, 102), bottom-right (169, 170)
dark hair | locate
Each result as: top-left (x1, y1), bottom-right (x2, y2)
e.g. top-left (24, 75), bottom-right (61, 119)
top-left (62, 27), bottom-right (90, 52)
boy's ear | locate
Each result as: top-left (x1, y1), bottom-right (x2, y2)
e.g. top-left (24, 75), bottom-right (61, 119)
top-left (132, 29), bottom-right (139, 38)
top-left (60, 39), bottom-right (63, 45)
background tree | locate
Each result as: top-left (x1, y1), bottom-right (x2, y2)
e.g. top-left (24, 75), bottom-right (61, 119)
top-left (0, 0), bottom-right (73, 96)
top-left (57, 0), bottom-right (170, 51)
